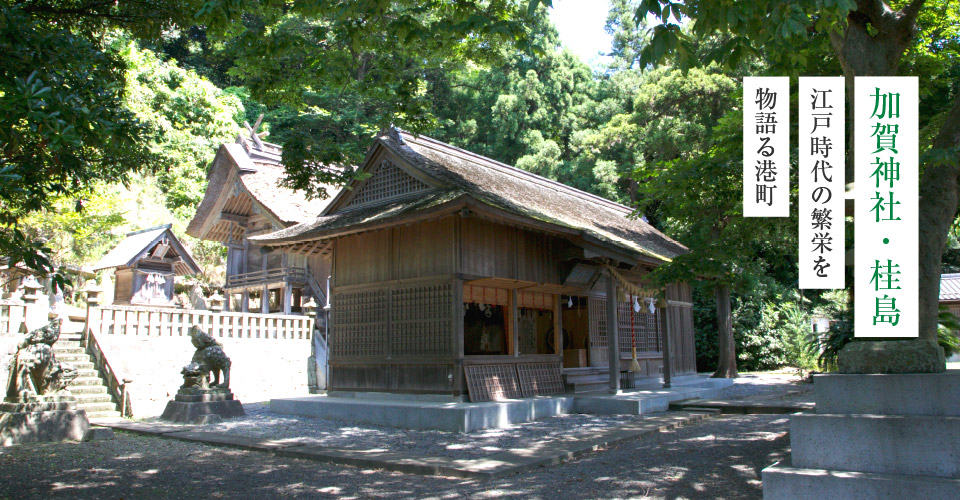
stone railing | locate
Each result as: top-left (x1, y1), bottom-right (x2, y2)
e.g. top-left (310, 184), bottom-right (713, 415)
top-left (82, 320), bottom-right (133, 417)
top-left (0, 299), bottom-right (26, 336)
top-left (91, 305), bottom-right (313, 340)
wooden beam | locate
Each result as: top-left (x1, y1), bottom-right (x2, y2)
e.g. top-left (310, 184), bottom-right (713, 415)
top-left (220, 211), bottom-right (249, 226)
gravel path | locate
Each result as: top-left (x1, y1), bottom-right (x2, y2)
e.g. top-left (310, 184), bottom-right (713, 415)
top-left (0, 373), bottom-right (800, 499)
top-left (114, 372), bottom-right (808, 460)
top-left (0, 414), bottom-right (791, 500)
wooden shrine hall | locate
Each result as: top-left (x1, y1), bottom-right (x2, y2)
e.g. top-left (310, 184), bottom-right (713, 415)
top-left (253, 128), bottom-right (698, 402)
top-left (186, 133), bottom-right (335, 314)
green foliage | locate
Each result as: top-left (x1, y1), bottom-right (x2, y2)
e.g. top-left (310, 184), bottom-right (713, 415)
top-left (0, 5), bottom-right (155, 289)
top-left (116, 38), bottom-right (243, 218)
top-left (937, 306), bottom-right (960, 358)
top-left (178, 0), bottom-right (540, 200)
top-left (19, 185), bottom-right (126, 267)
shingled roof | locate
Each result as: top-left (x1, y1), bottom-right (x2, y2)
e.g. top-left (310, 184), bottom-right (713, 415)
top-left (942, 274), bottom-right (960, 302)
top-left (186, 136), bottom-right (336, 242)
top-left (93, 224), bottom-right (200, 275)
top-left (253, 129), bottom-right (687, 264)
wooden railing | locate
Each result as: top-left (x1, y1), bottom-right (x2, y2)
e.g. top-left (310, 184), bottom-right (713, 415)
top-left (82, 319), bottom-right (133, 417)
top-left (92, 305), bottom-right (313, 340)
top-left (225, 266), bottom-right (307, 289)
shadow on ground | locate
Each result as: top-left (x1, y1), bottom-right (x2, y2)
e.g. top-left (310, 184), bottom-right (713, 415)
top-left (0, 414), bottom-right (789, 499)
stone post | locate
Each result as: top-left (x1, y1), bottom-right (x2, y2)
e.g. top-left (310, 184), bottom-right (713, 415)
top-left (82, 282), bottom-right (103, 346)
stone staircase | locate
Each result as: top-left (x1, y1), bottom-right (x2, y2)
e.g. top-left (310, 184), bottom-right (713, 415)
top-left (55, 315), bottom-right (123, 421)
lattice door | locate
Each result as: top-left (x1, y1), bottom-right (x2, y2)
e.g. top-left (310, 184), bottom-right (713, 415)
top-left (517, 362), bottom-right (564, 397)
top-left (464, 364), bottom-right (522, 402)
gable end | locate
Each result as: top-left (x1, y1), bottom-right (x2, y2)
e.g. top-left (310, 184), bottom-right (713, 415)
top-left (344, 159), bottom-right (431, 209)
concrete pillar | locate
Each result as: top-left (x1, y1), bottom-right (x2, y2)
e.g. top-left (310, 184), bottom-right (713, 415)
top-left (606, 271), bottom-right (620, 394)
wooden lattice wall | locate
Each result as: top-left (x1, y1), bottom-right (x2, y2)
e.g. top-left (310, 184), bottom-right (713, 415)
top-left (587, 284), bottom-right (697, 376)
top-left (345, 160), bottom-right (430, 209)
top-left (331, 290), bottom-right (387, 357)
top-left (588, 297), bottom-right (661, 354)
top-left (390, 283), bottom-right (454, 356)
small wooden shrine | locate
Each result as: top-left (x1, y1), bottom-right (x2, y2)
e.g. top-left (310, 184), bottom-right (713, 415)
top-left (252, 128), bottom-right (698, 402)
top-left (93, 225), bottom-right (200, 307)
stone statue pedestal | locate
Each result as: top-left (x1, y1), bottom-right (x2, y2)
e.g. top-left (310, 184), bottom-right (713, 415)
top-left (160, 388), bottom-right (245, 424)
top-left (0, 395), bottom-right (91, 446)
top-left (762, 371), bottom-right (960, 498)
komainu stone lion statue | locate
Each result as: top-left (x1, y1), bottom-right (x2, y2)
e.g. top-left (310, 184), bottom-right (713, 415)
top-left (180, 326), bottom-right (231, 390)
top-left (5, 318), bottom-right (78, 401)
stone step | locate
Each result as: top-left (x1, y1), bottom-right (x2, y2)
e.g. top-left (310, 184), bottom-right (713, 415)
top-left (762, 461), bottom-right (960, 500)
top-left (64, 361), bottom-right (95, 370)
top-left (791, 413), bottom-right (960, 478)
top-left (67, 377), bottom-right (104, 386)
top-left (56, 353), bottom-right (92, 363)
top-left (53, 346), bottom-right (84, 355)
top-left (86, 410), bottom-right (123, 421)
top-left (565, 381), bottom-right (609, 394)
top-left (76, 402), bottom-right (118, 413)
top-left (814, 372), bottom-right (960, 417)
top-left (75, 368), bottom-right (99, 378)
top-left (55, 340), bottom-right (83, 349)
top-left (69, 385), bottom-right (108, 395)
top-left (74, 393), bottom-right (115, 404)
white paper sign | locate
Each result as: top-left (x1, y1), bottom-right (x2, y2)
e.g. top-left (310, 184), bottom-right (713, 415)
top-left (799, 77), bottom-right (845, 289)
top-left (854, 76), bottom-right (918, 337)
top-left (743, 77), bottom-right (790, 217)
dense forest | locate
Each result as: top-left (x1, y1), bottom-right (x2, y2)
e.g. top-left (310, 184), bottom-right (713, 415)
top-left (3, 0), bottom-right (959, 374)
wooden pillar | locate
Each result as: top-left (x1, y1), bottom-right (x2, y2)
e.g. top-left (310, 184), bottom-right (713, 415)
top-left (241, 290), bottom-right (249, 313)
top-left (554, 294), bottom-right (562, 354)
top-left (606, 271), bottom-right (620, 393)
top-left (283, 284), bottom-right (293, 315)
top-left (659, 297), bottom-right (672, 388)
top-left (510, 288), bottom-right (519, 357)
top-left (261, 285), bottom-right (269, 314)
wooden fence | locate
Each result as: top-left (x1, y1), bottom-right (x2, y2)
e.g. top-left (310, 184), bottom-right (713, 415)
top-left (92, 305), bottom-right (313, 340)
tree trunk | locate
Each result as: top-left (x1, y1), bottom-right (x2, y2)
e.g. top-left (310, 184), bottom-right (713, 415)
top-left (828, 0), bottom-right (957, 341)
top-left (712, 284), bottom-right (738, 378)
top-left (918, 95), bottom-right (960, 340)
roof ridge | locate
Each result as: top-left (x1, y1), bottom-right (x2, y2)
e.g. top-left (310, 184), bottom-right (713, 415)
top-left (125, 224), bottom-right (172, 237)
top-left (396, 130), bottom-right (634, 216)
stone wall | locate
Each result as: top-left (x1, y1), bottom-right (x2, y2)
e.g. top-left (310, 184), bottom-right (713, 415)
top-left (95, 331), bottom-right (314, 417)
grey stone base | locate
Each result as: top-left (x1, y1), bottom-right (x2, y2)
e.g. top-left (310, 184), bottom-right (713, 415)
top-left (838, 339), bottom-right (945, 374)
top-left (763, 461), bottom-right (960, 500)
top-left (814, 371), bottom-right (960, 416)
top-left (273, 377), bottom-right (734, 432)
top-left (160, 390), bottom-right (244, 423)
top-left (1, 409), bottom-right (90, 446)
top-left (791, 413), bottom-right (960, 477)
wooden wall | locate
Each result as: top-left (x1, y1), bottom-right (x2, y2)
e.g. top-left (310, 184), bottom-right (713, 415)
top-left (334, 217), bottom-right (456, 287)
top-left (459, 217), bottom-right (565, 284)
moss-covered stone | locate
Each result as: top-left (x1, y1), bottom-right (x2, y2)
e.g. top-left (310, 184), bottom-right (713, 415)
top-left (837, 340), bottom-right (946, 374)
